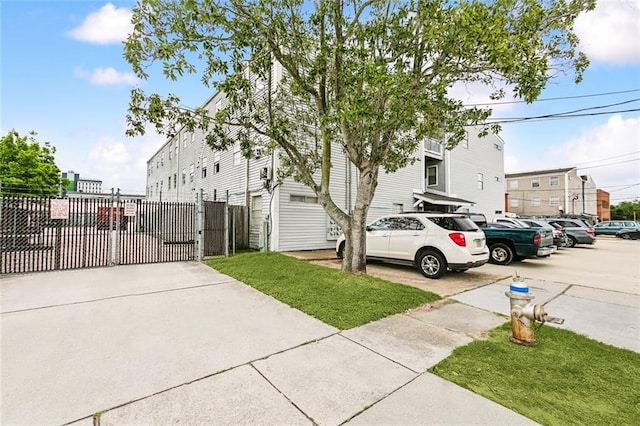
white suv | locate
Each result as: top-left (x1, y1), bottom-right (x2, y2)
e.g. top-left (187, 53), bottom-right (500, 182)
top-left (336, 213), bottom-right (489, 279)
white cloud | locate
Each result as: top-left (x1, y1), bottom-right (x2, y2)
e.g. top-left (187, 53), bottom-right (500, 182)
top-left (449, 81), bottom-right (518, 115)
top-left (84, 128), bottom-right (165, 193)
top-left (574, 0), bottom-right (640, 64)
top-left (544, 115), bottom-right (640, 194)
top-left (74, 67), bottom-right (138, 86)
top-left (68, 3), bottom-right (133, 45)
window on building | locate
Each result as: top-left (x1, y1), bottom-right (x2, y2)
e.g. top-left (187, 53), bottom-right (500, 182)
top-left (290, 194), bottom-right (318, 204)
top-left (251, 195), bottom-right (262, 227)
top-left (392, 203), bottom-right (404, 214)
top-left (182, 169), bottom-right (186, 185)
top-left (173, 173), bottom-right (177, 188)
top-left (427, 165), bottom-right (437, 186)
top-left (156, 159), bottom-right (159, 168)
top-left (214, 152), bottom-right (220, 174)
top-left (510, 198), bottom-right (519, 208)
top-left (169, 144), bottom-right (172, 160)
top-left (509, 180), bottom-right (518, 189)
top-left (216, 99), bottom-right (223, 111)
top-left (175, 144), bottom-right (178, 158)
top-left (168, 176), bottom-right (171, 189)
top-left (531, 197), bottom-right (540, 207)
top-left (550, 176), bottom-right (559, 186)
top-left (494, 142), bottom-right (502, 151)
top-left (161, 152), bottom-right (164, 166)
top-left (189, 163), bottom-right (194, 182)
top-left (460, 133), bottom-right (469, 149)
top-left (531, 179), bottom-right (540, 188)
top-left (233, 143), bottom-right (242, 165)
top-left (202, 157), bottom-right (208, 178)
top-left (550, 196), bottom-right (560, 206)
top-left (477, 173), bottom-right (484, 190)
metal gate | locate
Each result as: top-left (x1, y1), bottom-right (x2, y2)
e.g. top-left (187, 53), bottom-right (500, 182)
top-left (0, 195), bottom-right (201, 274)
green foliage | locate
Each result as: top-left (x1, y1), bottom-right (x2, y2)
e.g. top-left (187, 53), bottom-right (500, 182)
top-left (610, 200), bottom-right (640, 221)
top-left (126, 0), bottom-right (595, 271)
top-left (430, 323), bottom-right (640, 425)
top-left (125, 0), bottom-right (595, 181)
top-left (206, 252), bottom-right (440, 329)
top-left (0, 130), bottom-right (64, 197)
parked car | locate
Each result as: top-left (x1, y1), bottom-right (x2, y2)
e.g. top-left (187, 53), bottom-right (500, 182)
top-left (616, 229), bottom-right (640, 240)
top-left (519, 218), bottom-right (569, 248)
top-left (461, 213), bottom-right (555, 265)
top-left (493, 217), bottom-right (557, 253)
top-left (493, 217), bottom-right (532, 228)
top-left (335, 213), bottom-right (489, 279)
top-left (593, 220), bottom-right (640, 236)
top-left (541, 218), bottom-right (596, 247)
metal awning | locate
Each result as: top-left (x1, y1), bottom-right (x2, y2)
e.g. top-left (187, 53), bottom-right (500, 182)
top-left (413, 191), bottom-right (475, 208)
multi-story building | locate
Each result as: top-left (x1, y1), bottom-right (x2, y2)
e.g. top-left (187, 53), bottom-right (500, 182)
top-left (76, 179), bottom-right (102, 193)
top-left (61, 171), bottom-right (103, 193)
top-left (504, 167), bottom-right (597, 218)
top-left (146, 65), bottom-right (506, 251)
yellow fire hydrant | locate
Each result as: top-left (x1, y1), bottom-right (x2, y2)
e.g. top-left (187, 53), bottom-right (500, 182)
top-left (505, 278), bottom-right (547, 346)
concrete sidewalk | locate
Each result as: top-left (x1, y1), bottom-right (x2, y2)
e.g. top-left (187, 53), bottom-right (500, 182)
top-left (2, 261), bottom-right (637, 425)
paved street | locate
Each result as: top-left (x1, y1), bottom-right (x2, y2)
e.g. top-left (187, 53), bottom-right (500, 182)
top-left (1, 237), bottom-right (638, 424)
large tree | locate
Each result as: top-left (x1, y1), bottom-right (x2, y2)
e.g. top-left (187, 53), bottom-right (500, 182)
top-left (0, 130), bottom-right (64, 197)
top-left (125, 0), bottom-right (595, 274)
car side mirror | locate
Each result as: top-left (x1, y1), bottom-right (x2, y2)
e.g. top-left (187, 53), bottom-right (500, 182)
top-left (366, 225), bottom-right (373, 232)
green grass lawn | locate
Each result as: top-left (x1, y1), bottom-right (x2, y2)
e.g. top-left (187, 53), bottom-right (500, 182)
top-left (430, 323), bottom-right (640, 425)
top-left (206, 251), bottom-right (440, 329)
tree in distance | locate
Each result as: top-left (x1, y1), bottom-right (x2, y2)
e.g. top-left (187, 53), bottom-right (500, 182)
top-left (0, 130), bottom-right (66, 197)
top-left (125, 0), bottom-right (596, 274)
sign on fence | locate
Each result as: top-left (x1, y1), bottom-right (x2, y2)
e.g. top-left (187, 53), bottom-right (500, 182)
top-left (124, 202), bottom-right (137, 217)
top-left (50, 199), bottom-right (70, 220)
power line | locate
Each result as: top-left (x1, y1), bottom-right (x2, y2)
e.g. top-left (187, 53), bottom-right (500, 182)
top-left (577, 157), bottom-right (640, 170)
top-left (463, 88), bottom-right (640, 107)
top-left (572, 151), bottom-right (640, 167)
top-left (485, 98), bottom-right (640, 123)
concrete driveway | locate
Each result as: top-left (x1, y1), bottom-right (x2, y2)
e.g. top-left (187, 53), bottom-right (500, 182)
top-left (0, 262), bottom-right (338, 424)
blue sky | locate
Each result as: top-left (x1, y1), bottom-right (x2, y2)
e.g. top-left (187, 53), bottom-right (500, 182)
top-left (1, 1), bottom-right (639, 203)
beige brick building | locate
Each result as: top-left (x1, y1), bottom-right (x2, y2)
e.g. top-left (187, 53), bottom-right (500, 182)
top-left (505, 167), bottom-right (597, 218)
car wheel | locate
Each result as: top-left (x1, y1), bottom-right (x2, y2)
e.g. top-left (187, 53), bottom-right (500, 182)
top-left (337, 242), bottom-right (345, 259)
top-left (417, 250), bottom-right (446, 279)
top-left (620, 233), bottom-right (631, 240)
top-left (566, 236), bottom-right (577, 247)
top-left (489, 243), bottom-right (514, 265)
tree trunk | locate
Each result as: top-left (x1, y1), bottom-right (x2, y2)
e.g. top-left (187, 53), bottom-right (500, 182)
top-left (340, 166), bottom-right (378, 274)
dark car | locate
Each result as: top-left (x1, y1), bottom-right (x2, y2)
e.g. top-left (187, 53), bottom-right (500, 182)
top-left (541, 218), bottom-right (596, 247)
top-left (520, 218), bottom-right (569, 248)
top-left (593, 220), bottom-right (640, 236)
top-left (616, 229), bottom-right (640, 240)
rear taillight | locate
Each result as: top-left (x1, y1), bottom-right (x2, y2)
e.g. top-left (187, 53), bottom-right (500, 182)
top-left (586, 229), bottom-right (594, 235)
top-left (449, 232), bottom-right (466, 247)
top-left (533, 234), bottom-right (541, 246)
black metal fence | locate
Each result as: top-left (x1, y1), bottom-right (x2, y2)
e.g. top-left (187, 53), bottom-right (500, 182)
top-left (1, 194), bottom-right (249, 275)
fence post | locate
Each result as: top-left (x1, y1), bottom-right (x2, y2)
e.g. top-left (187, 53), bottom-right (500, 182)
top-left (225, 190), bottom-right (229, 258)
top-left (108, 188), bottom-right (114, 265)
top-left (115, 188), bottom-right (121, 265)
top-left (196, 188), bottom-right (204, 262)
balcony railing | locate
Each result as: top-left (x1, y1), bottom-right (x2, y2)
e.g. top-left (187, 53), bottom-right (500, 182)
top-left (424, 139), bottom-right (444, 159)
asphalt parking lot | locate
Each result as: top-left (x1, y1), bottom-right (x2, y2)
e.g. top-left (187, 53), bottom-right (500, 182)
top-left (307, 236), bottom-right (640, 297)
